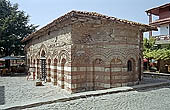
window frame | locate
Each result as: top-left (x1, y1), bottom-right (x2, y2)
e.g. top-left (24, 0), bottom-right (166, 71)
top-left (127, 60), bottom-right (132, 72)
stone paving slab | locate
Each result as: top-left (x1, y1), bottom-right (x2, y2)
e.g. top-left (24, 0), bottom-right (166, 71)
top-left (25, 84), bottom-right (170, 110)
top-left (4, 80), bottom-right (170, 110)
top-left (0, 76), bottom-right (69, 110)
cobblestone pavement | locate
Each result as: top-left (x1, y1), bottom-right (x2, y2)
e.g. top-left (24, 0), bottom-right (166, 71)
top-left (0, 75), bottom-right (170, 110)
top-left (26, 85), bottom-right (170, 110)
top-left (0, 75), bottom-right (68, 109)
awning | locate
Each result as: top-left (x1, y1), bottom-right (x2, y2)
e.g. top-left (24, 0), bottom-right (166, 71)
top-left (0, 56), bottom-right (21, 60)
top-left (0, 59), bottom-right (5, 61)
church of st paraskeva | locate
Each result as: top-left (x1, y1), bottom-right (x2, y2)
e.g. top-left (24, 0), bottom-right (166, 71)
top-left (22, 10), bottom-right (157, 93)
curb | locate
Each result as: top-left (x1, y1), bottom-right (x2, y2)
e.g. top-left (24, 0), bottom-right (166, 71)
top-left (4, 82), bottom-right (170, 110)
top-left (143, 72), bottom-right (170, 76)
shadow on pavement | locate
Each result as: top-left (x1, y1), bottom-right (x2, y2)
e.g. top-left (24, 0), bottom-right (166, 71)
top-left (0, 72), bottom-right (27, 77)
top-left (135, 77), bottom-right (170, 92)
top-left (0, 86), bottom-right (5, 105)
top-left (136, 84), bottom-right (170, 92)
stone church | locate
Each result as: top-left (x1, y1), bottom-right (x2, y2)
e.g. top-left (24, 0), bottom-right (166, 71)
top-left (22, 10), bottom-right (157, 93)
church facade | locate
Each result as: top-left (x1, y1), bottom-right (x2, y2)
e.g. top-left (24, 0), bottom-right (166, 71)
top-left (22, 11), bottom-right (157, 93)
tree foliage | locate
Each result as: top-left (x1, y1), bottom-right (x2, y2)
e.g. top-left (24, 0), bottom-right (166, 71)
top-left (144, 49), bottom-right (170, 60)
top-left (143, 37), bottom-right (170, 60)
top-left (0, 0), bottom-right (38, 56)
top-left (143, 37), bottom-right (156, 52)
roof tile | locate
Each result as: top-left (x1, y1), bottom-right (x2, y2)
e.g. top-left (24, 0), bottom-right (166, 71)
top-left (22, 10), bottom-right (157, 42)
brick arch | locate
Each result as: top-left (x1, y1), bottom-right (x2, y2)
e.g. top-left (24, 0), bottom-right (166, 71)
top-left (126, 51), bottom-right (138, 64)
top-left (58, 50), bottom-right (71, 90)
top-left (107, 51), bottom-right (126, 64)
top-left (39, 44), bottom-right (48, 57)
top-left (125, 53), bottom-right (137, 67)
top-left (41, 50), bottom-right (46, 57)
top-left (51, 55), bottom-right (59, 63)
top-left (35, 51), bottom-right (40, 59)
top-left (46, 51), bottom-right (53, 59)
top-left (46, 54), bottom-right (53, 61)
top-left (91, 54), bottom-right (107, 65)
top-left (53, 58), bottom-right (58, 65)
top-left (90, 48), bottom-right (108, 62)
top-left (125, 52), bottom-right (138, 73)
top-left (58, 50), bottom-right (70, 64)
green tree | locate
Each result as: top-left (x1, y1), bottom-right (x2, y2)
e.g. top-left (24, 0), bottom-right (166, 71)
top-left (143, 37), bottom-right (156, 51)
top-left (143, 37), bottom-right (170, 60)
top-left (0, 0), bottom-right (38, 56)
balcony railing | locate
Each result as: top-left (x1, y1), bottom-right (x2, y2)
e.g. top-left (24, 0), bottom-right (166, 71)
top-left (154, 35), bottom-right (170, 44)
top-left (155, 35), bottom-right (170, 40)
top-left (149, 17), bottom-right (170, 26)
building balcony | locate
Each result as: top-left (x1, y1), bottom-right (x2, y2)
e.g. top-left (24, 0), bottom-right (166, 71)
top-left (150, 17), bottom-right (170, 26)
top-left (154, 35), bottom-right (170, 45)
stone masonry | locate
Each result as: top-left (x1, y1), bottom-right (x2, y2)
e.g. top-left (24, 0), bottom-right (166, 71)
top-left (22, 10), bottom-right (157, 93)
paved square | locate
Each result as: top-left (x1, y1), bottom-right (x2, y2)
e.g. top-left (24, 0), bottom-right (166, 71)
top-left (0, 75), bottom-right (170, 110)
top-left (0, 75), bottom-right (69, 109)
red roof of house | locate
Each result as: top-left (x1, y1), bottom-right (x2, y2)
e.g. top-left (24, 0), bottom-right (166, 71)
top-left (146, 3), bottom-right (170, 15)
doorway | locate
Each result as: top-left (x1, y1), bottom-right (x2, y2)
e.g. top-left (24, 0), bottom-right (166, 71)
top-left (40, 50), bottom-right (47, 81)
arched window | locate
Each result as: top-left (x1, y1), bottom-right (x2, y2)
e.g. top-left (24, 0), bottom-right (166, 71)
top-left (127, 60), bottom-right (132, 72)
top-left (111, 58), bottom-right (122, 65)
top-left (41, 50), bottom-right (45, 57)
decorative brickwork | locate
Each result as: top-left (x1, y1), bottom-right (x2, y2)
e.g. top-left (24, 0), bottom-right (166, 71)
top-left (23, 11), bottom-right (156, 93)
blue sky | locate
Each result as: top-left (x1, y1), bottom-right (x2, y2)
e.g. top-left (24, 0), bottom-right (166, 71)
top-left (10, 0), bottom-right (170, 37)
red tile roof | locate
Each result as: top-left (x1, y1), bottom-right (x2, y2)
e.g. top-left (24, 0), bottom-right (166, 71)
top-left (22, 10), bottom-right (157, 42)
top-left (146, 3), bottom-right (170, 15)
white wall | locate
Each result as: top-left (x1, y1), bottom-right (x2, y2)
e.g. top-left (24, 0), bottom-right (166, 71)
top-left (160, 24), bottom-right (169, 35)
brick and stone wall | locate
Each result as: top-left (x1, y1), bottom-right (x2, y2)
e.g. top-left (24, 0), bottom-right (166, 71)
top-left (24, 11), bottom-right (146, 93)
top-left (70, 19), bottom-right (142, 92)
top-left (26, 25), bottom-right (72, 92)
